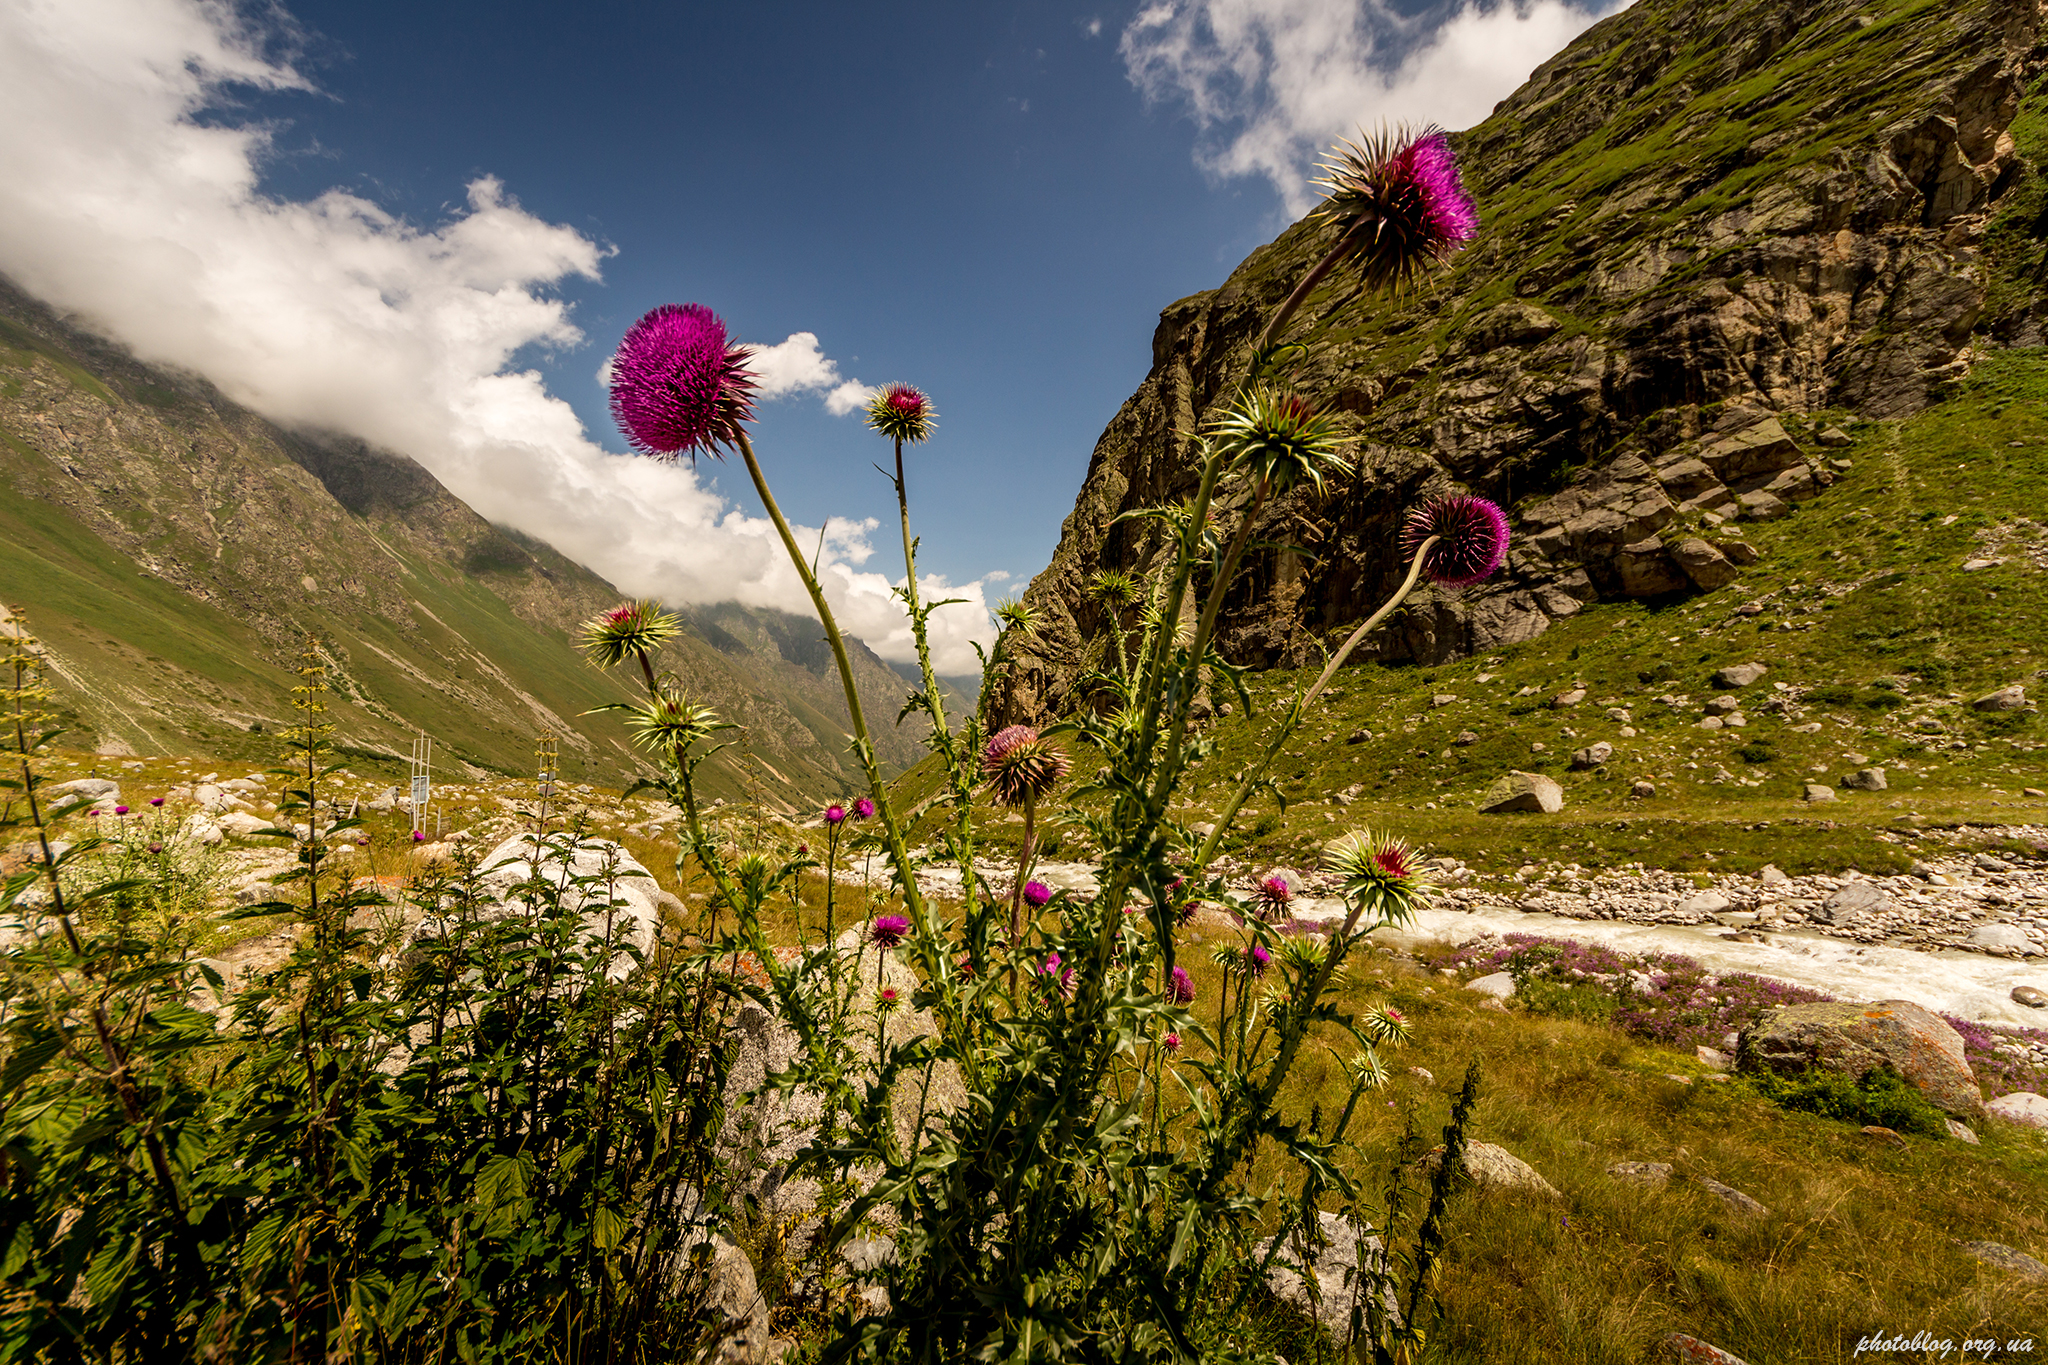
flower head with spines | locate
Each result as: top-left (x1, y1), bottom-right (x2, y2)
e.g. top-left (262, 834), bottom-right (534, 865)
top-left (579, 599), bottom-right (682, 669)
top-left (627, 688), bottom-right (723, 755)
top-left (1323, 830), bottom-right (1434, 930)
top-left (981, 725), bottom-right (1070, 808)
top-left (1312, 126), bottom-right (1477, 294)
top-left (1207, 384), bottom-right (1347, 499)
top-left (866, 383), bottom-right (936, 444)
top-left (608, 303), bottom-right (758, 461)
top-left (1400, 495), bottom-right (1510, 589)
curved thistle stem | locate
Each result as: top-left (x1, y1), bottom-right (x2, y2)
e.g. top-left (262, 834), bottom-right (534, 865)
top-left (732, 430), bottom-right (970, 1052)
top-left (1254, 229), bottom-right (1365, 355)
top-left (1192, 535), bottom-right (1438, 872)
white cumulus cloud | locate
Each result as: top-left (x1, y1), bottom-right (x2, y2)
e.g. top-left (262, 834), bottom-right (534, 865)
top-left (1122, 0), bottom-right (1625, 213)
top-left (0, 0), bottom-right (995, 673)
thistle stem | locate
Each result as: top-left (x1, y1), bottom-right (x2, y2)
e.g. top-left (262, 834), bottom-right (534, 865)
top-left (1255, 228), bottom-right (1364, 355)
top-left (733, 430), bottom-right (970, 1053)
top-left (1192, 535), bottom-right (1437, 872)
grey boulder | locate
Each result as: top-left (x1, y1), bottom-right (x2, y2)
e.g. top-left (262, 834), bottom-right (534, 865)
top-left (1710, 663), bottom-right (1768, 688)
top-left (1818, 880), bottom-right (1889, 925)
top-left (1972, 686), bottom-right (2027, 712)
top-left (1479, 772), bottom-right (1564, 814)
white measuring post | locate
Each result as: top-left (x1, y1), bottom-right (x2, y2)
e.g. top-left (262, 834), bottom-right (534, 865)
top-left (409, 734), bottom-right (433, 836)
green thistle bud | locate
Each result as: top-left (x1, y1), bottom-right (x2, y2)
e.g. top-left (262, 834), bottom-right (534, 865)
top-left (628, 688), bottom-right (723, 754)
top-left (1088, 569), bottom-right (1141, 610)
top-left (1209, 384), bottom-right (1348, 499)
top-left (1322, 829), bottom-right (1434, 930)
top-left (580, 600), bottom-right (682, 669)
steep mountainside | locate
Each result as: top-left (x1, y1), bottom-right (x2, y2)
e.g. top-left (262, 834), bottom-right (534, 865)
top-left (0, 277), bottom-right (926, 801)
top-left (992, 0), bottom-right (2048, 725)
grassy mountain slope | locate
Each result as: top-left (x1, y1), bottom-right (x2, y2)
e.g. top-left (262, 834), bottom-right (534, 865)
top-left (0, 277), bottom-right (926, 801)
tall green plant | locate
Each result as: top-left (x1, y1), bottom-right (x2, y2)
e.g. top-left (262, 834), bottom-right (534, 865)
top-left (0, 627), bottom-right (742, 1362)
top-left (594, 126), bottom-right (1505, 1361)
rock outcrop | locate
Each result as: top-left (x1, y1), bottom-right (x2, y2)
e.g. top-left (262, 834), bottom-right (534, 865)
top-left (991, 0), bottom-right (2048, 725)
top-left (1736, 999), bottom-right (1985, 1117)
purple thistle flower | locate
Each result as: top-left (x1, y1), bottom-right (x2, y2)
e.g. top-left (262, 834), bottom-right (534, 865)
top-left (868, 914), bottom-right (911, 951)
top-left (1168, 965), bottom-right (1196, 1005)
top-left (866, 383), bottom-right (936, 444)
top-left (608, 303), bottom-right (758, 461)
top-left (149, 796), bottom-right (164, 807)
top-left (824, 804), bottom-right (848, 826)
top-left (1313, 126), bottom-right (1477, 293)
top-left (1039, 952), bottom-right (1076, 998)
top-left (1022, 879), bottom-right (1053, 909)
top-left (147, 842), bottom-right (162, 855)
top-left (1245, 943), bottom-right (1271, 978)
top-left (981, 725), bottom-right (1070, 808)
top-left (1251, 876), bottom-right (1293, 921)
top-left (1163, 1031), bottom-right (1182, 1055)
top-left (1400, 495), bottom-right (1510, 588)
top-left (412, 830), bottom-right (425, 842)
top-left (114, 805), bottom-right (129, 815)
top-left (853, 796), bottom-right (876, 820)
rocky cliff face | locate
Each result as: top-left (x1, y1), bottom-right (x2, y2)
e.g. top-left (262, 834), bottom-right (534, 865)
top-left (0, 277), bottom-right (925, 797)
top-left (993, 0), bottom-right (2048, 726)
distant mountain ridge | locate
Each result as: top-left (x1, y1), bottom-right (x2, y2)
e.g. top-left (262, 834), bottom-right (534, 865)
top-left (0, 275), bottom-right (926, 801)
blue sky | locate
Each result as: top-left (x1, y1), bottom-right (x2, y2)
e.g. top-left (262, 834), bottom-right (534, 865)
top-left (0, 0), bottom-right (1616, 670)
top-left (250, 0), bottom-right (1285, 592)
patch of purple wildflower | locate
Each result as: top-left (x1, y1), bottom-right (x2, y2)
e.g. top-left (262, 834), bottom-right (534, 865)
top-left (1942, 1014), bottom-right (2048, 1100)
top-left (1418, 934), bottom-right (1833, 1052)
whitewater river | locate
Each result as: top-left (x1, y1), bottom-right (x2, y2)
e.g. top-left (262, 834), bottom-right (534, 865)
top-left (955, 860), bottom-right (2048, 1030)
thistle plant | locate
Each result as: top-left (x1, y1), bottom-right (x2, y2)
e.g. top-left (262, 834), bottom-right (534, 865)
top-left (586, 123), bottom-right (1495, 1362)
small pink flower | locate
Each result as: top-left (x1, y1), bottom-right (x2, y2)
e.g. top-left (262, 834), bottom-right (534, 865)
top-left (1163, 1031), bottom-right (1182, 1054)
top-left (825, 804), bottom-right (848, 826)
top-left (1244, 944), bottom-right (1271, 978)
top-left (877, 986), bottom-right (900, 1010)
top-left (412, 830), bottom-right (425, 842)
top-left (853, 797), bottom-right (876, 820)
top-left (114, 806), bottom-right (129, 815)
top-left (1022, 880), bottom-right (1052, 909)
top-left (149, 797), bottom-right (164, 807)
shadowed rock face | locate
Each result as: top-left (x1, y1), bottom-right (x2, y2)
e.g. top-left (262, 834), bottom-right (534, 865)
top-left (990, 0), bottom-right (2047, 727)
top-left (1736, 998), bottom-right (1985, 1117)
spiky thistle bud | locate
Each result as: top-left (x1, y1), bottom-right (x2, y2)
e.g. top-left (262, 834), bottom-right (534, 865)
top-left (1088, 568), bottom-right (1141, 610)
top-left (1323, 829), bottom-right (1435, 929)
top-left (1312, 126), bottom-right (1477, 293)
top-left (609, 303), bottom-right (758, 461)
top-left (1208, 384), bottom-right (1347, 499)
top-left (981, 724), bottom-right (1069, 808)
top-left (627, 688), bottom-right (723, 754)
top-left (1399, 495), bottom-right (1510, 588)
top-left (866, 383), bottom-right (935, 444)
top-left (580, 599), bottom-right (682, 668)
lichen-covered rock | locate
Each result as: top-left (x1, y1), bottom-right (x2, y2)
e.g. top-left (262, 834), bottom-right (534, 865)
top-left (1420, 1140), bottom-right (1560, 1197)
top-left (1256, 1210), bottom-right (1401, 1346)
top-left (1479, 772), bottom-right (1564, 814)
top-left (1736, 999), bottom-right (1984, 1118)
